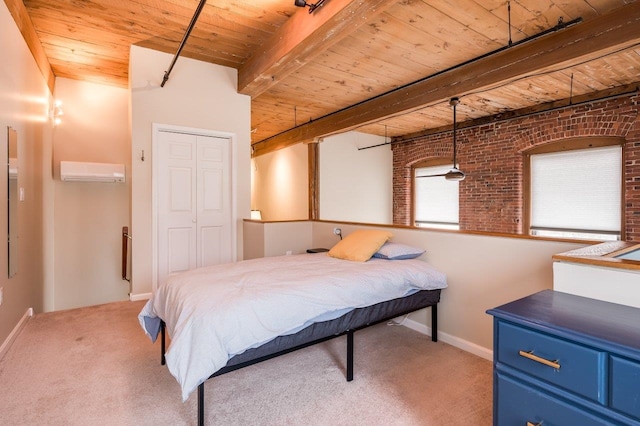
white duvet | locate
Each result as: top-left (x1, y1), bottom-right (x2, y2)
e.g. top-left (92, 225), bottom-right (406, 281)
top-left (138, 253), bottom-right (447, 400)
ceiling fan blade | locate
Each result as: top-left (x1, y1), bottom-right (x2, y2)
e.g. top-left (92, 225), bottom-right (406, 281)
top-left (416, 168), bottom-right (467, 180)
top-left (415, 173), bottom-right (447, 178)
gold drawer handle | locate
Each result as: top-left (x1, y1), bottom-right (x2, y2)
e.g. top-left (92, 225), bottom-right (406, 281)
top-left (526, 422), bottom-right (542, 426)
top-left (519, 350), bottom-right (561, 370)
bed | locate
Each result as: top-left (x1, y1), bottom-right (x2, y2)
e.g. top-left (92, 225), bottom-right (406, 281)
top-left (139, 243), bottom-right (447, 425)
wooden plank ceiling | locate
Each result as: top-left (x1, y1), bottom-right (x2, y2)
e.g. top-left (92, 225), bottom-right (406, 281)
top-left (13, 0), bottom-right (640, 155)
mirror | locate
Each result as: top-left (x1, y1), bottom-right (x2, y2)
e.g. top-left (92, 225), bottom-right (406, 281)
top-left (8, 126), bottom-right (18, 278)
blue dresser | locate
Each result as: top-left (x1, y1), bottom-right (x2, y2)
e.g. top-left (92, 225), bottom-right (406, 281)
top-left (487, 290), bottom-right (640, 425)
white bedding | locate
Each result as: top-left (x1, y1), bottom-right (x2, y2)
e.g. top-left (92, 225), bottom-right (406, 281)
top-left (138, 253), bottom-right (447, 401)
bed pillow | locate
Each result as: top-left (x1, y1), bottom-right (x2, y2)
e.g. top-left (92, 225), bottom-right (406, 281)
top-left (373, 242), bottom-right (425, 260)
top-left (328, 229), bottom-right (393, 262)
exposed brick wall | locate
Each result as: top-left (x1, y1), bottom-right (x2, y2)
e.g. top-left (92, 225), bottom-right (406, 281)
top-left (392, 93), bottom-right (640, 242)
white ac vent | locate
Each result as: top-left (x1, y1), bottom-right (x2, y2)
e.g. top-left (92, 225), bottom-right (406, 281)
top-left (60, 161), bottom-right (125, 183)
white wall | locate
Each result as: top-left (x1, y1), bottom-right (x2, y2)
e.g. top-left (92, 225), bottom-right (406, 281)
top-left (554, 261), bottom-right (640, 308)
top-left (249, 131), bottom-right (392, 223)
top-left (129, 45), bottom-right (251, 297)
top-left (319, 132), bottom-right (392, 224)
top-left (0, 1), bottom-right (52, 348)
top-left (50, 78), bottom-right (130, 310)
top-left (310, 222), bottom-right (585, 358)
top-left (251, 142), bottom-right (308, 221)
top-left (243, 220), bottom-right (313, 259)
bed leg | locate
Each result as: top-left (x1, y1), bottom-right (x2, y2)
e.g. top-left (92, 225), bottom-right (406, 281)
top-left (160, 320), bottom-right (166, 365)
top-left (346, 330), bottom-right (354, 382)
top-left (431, 304), bottom-right (438, 343)
top-left (198, 383), bottom-right (205, 426)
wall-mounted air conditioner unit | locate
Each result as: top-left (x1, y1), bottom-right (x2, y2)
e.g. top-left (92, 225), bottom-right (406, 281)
top-left (60, 161), bottom-right (126, 183)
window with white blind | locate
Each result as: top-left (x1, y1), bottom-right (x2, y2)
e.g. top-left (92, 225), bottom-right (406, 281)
top-left (529, 144), bottom-right (622, 241)
top-left (414, 164), bottom-right (459, 230)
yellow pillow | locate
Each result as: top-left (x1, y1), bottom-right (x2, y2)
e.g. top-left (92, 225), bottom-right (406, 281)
top-left (328, 229), bottom-right (393, 262)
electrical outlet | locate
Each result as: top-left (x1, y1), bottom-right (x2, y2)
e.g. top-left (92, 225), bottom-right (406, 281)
top-left (333, 227), bottom-right (342, 237)
top-left (286, 250), bottom-right (292, 256)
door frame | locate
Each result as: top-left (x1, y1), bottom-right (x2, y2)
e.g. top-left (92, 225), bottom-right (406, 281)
top-left (151, 123), bottom-right (238, 291)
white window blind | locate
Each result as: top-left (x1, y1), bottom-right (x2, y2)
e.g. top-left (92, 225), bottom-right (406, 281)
top-left (414, 165), bottom-right (459, 229)
top-left (530, 145), bottom-right (621, 239)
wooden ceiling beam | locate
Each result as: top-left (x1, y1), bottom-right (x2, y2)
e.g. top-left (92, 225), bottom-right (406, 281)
top-left (252, 1), bottom-right (640, 157)
top-left (238, 0), bottom-right (399, 98)
top-left (4, 0), bottom-right (55, 93)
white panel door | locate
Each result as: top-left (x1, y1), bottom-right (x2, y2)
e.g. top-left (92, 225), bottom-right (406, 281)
top-left (157, 131), bottom-right (232, 289)
top-left (157, 132), bottom-right (197, 289)
top-left (197, 135), bottom-right (232, 267)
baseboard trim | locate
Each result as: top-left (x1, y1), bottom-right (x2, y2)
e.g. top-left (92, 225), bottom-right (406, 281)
top-left (0, 307), bottom-right (33, 361)
top-left (402, 317), bottom-right (493, 362)
top-left (129, 292), bottom-right (151, 302)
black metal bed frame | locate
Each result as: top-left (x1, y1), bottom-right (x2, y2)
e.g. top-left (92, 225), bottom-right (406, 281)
top-left (160, 302), bottom-right (438, 426)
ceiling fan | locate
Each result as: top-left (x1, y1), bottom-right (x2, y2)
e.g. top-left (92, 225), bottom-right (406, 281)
top-left (417, 97), bottom-right (466, 181)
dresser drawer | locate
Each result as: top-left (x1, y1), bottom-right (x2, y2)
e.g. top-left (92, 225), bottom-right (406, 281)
top-left (497, 321), bottom-right (607, 403)
top-left (611, 356), bottom-right (640, 419)
top-left (496, 373), bottom-right (615, 426)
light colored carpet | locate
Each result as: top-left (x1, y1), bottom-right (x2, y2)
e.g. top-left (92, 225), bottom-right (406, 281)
top-left (0, 300), bottom-right (492, 425)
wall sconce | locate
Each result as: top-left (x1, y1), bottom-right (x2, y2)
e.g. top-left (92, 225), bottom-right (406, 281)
top-left (51, 99), bottom-right (64, 126)
top-left (294, 0), bottom-right (326, 14)
top-left (250, 210), bottom-right (262, 220)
